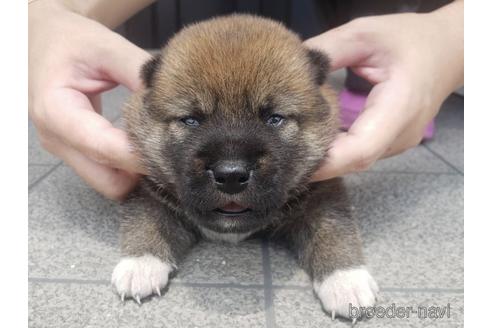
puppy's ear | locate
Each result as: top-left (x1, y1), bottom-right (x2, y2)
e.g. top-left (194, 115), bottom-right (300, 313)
top-left (140, 54), bottom-right (162, 88)
top-left (306, 49), bottom-right (330, 85)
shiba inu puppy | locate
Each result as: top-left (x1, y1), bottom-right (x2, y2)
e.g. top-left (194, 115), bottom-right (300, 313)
top-left (112, 14), bottom-right (378, 320)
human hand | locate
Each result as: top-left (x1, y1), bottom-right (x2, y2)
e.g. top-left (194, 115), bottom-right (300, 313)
top-left (29, 1), bottom-right (151, 199)
top-left (306, 1), bottom-right (463, 181)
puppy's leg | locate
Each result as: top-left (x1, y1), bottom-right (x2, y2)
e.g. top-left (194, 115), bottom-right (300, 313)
top-left (111, 187), bottom-right (198, 303)
top-left (285, 179), bottom-right (378, 319)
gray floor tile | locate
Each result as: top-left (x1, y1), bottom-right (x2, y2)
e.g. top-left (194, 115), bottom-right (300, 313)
top-left (29, 166), bottom-right (263, 285)
top-left (29, 282), bottom-right (265, 328)
top-left (29, 166), bottom-right (120, 280)
top-left (269, 173), bottom-right (463, 290)
top-left (175, 239), bottom-right (264, 285)
top-left (101, 86), bottom-right (131, 122)
top-left (369, 145), bottom-right (454, 173)
top-left (269, 243), bottom-right (310, 286)
top-left (28, 120), bottom-right (59, 165)
top-left (425, 95), bottom-right (464, 173)
top-left (29, 164), bottom-right (56, 188)
top-left (348, 173), bottom-right (463, 289)
top-left (273, 288), bottom-right (463, 328)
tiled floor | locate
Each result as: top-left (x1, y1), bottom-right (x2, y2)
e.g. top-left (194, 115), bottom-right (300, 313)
top-left (28, 80), bottom-right (464, 327)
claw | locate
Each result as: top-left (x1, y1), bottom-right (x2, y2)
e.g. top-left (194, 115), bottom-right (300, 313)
top-left (331, 310), bottom-right (336, 321)
top-left (155, 287), bottom-right (161, 297)
top-left (135, 295), bottom-right (141, 305)
top-left (120, 292), bottom-right (125, 302)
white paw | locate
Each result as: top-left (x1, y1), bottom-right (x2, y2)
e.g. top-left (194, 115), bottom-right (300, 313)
top-left (313, 267), bottom-right (379, 320)
top-left (111, 254), bottom-right (174, 303)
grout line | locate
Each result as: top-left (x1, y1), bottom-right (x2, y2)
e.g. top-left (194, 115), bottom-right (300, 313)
top-left (272, 285), bottom-right (310, 291)
top-left (28, 277), bottom-right (264, 289)
top-left (28, 161), bottom-right (63, 192)
top-left (29, 277), bottom-right (109, 285)
top-left (28, 163), bottom-right (59, 166)
top-left (422, 144), bottom-right (463, 176)
top-left (172, 281), bottom-right (265, 289)
top-left (28, 277), bottom-right (464, 294)
top-left (272, 285), bottom-right (313, 290)
top-left (261, 240), bottom-right (276, 328)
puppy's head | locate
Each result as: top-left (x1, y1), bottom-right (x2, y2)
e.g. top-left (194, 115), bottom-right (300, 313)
top-left (125, 15), bottom-right (338, 233)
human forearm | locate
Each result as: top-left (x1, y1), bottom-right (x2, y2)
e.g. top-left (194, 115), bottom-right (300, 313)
top-left (429, 0), bottom-right (464, 93)
top-left (30, 0), bottom-right (155, 29)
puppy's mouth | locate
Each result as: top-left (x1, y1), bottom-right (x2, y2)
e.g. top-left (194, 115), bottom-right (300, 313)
top-left (214, 202), bottom-right (252, 216)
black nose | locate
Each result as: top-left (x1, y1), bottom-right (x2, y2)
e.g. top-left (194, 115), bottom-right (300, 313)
top-left (211, 161), bottom-right (251, 194)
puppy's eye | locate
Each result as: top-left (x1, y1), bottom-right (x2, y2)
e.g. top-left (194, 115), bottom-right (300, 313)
top-left (180, 116), bottom-right (200, 127)
top-left (266, 114), bottom-right (285, 127)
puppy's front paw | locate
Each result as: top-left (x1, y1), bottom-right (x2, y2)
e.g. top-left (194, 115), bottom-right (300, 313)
top-left (111, 254), bottom-right (174, 304)
top-left (313, 267), bottom-right (379, 320)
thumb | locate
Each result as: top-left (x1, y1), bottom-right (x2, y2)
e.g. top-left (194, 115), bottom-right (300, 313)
top-left (311, 80), bottom-right (412, 181)
top-left (304, 22), bottom-right (370, 71)
top-left (98, 32), bottom-right (152, 92)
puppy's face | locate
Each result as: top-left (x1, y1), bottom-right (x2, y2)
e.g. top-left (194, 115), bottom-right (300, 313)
top-left (125, 16), bottom-right (338, 233)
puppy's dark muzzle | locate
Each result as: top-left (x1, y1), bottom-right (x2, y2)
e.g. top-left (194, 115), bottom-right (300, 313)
top-left (209, 161), bottom-right (252, 194)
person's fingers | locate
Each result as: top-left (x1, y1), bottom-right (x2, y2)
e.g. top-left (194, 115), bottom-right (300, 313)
top-left (382, 118), bottom-right (428, 158)
top-left (43, 88), bottom-right (146, 175)
top-left (383, 136), bottom-right (421, 159)
top-left (310, 132), bottom-right (360, 181)
top-left (63, 149), bottom-right (140, 201)
top-left (304, 21), bottom-right (371, 71)
top-left (311, 79), bottom-right (415, 181)
top-left (41, 135), bottom-right (140, 200)
top-left (97, 32), bottom-right (152, 92)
